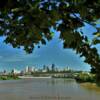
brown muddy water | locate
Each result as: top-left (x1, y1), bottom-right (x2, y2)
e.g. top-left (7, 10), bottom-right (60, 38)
top-left (0, 78), bottom-right (100, 100)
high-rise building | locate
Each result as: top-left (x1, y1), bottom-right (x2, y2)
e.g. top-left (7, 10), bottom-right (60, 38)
top-left (51, 64), bottom-right (55, 72)
top-left (25, 66), bottom-right (29, 73)
top-left (25, 66), bottom-right (36, 73)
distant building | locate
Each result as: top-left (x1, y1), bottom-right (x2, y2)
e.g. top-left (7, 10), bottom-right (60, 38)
top-left (51, 64), bottom-right (56, 72)
top-left (42, 65), bottom-right (50, 72)
top-left (42, 69), bottom-right (47, 72)
top-left (25, 66), bottom-right (36, 73)
top-left (63, 67), bottom-right (70, 72)
top-left (28, 67), bottom-right (33, 72)
top-left (3, 70), bottom-right (8, 75)
top-left (11, 68), bottom-right (21, 74)
top-left (31, 67), bottom-right (36, 72)
top-left (25, 66), bottom-right (29, 73)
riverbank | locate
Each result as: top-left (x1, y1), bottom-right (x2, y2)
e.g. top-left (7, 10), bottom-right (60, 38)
top-left (80, 82), bottom-right (100, 92)
top-left (75, 72), bottom-right (96, 83)
top-left (0, 75), bottom-right (19, 80)
top-left (74, 72), bottom-right (100, 88)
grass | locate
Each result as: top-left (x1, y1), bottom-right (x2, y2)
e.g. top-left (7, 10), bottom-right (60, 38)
top-left (0, 75), bottom-right (20, 80)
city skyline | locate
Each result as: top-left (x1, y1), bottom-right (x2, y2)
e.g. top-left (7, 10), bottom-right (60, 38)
top-left (0, 64), bottom-right (81, 74)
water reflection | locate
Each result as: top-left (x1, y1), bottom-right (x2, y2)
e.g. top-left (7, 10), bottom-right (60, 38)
top-left (0, 78), bottom-right (100, 100)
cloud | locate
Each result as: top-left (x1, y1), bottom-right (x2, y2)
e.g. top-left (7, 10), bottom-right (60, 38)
top-left (0, 56), bottom-right (3, 59)
top-left (1, 54), bottom-right (23, 62)
top-left (5, 59), bottom-right (23, 62)
top-left (23, 54), bottom-right (40, 58)
top-left (1, 53), bottom-right (40, 63)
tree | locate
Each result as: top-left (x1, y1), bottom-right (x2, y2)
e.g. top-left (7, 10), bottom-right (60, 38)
top-left (90, 67), bottom-right (96, 74)
top-left (0, 0), bottom-right (100, 83)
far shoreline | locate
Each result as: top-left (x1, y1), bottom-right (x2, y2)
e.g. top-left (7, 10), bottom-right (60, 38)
top-left (18, 76), bottom-right (52, 79)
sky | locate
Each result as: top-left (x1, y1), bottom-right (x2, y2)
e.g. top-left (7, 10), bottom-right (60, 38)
top-left (0, 24), bottom-right (100, 72)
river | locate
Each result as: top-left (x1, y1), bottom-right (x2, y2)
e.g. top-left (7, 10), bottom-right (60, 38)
top-left (0, 78), bottom-right (100, 100)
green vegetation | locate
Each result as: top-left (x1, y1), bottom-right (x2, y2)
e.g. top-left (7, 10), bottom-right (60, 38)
top-left (75, 72), bottom-right (96, 83)
top-left (0, 75), bottom-right (20, 80)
